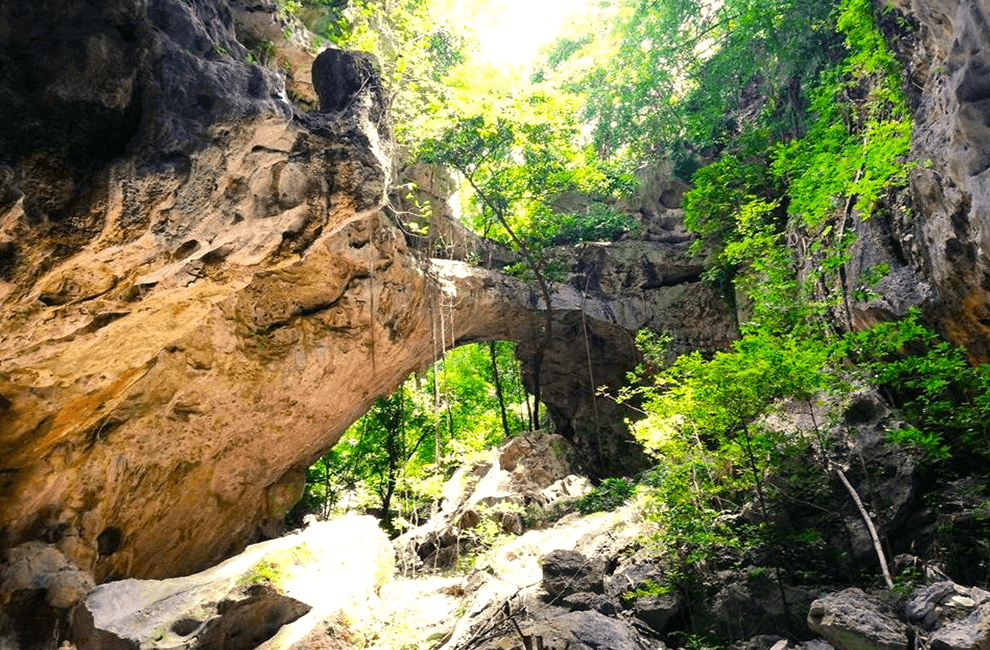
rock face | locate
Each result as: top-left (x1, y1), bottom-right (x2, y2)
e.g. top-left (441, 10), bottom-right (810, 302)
top-left (312, 48), bottom-right (384, 114)
top-left (808, 589), bottom-right (910, 650)
top-left (803, 582), bottom-right (990, 650)
top-left (786, 0), bottom-right (990, 356)
top-left (0, 0), bottom-right (401, 582)
top-left (229, 0), bottom-right (319, 107)
top-left (531, 234), bottom-right (732, 475)
top-left (874, 0), bottom-right (990, 359)
top-left (0, 541), bottom-right (95, 649)
top-left (541, 550), bottom-right (606, 598)
top-left (0, 0), bottom-right (735, 584)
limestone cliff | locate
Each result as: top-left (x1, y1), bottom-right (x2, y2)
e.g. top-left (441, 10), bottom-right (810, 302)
top-left (0, 0), bottom-right (734, 582)
top-left (879, 0), bottom-right (990, 358)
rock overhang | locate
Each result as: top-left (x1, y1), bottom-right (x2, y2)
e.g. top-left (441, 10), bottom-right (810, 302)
top-left (0, 0), bottom-right (738, 583)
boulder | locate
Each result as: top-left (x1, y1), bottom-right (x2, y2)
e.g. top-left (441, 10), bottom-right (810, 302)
top-left (541, 550), bottom-right (606, 599)
top-left (604, 560), bottom-right (667, 599)
top-left (71, 515), bottom-right (392, 650)
top-left (929, 605), bottom-right (990, 650)
top-left (561, 591), bottom-right (621, 615)
top-left (0, 542), bottom-right (95, 649)
top-left (802, 641), bottom-right (839, 650)
top-left (632, 592), bottom-right (683, 634)
top-left (0, 541), bottom-right (95, 610)
top-left (906, 581), bottom-right (962, 626)
top-left (76, 581), bottom-right (311, 650)
top-left (905, 581), bottom-right (990, 630)
top-left (729, 636), bottom-right (791, 650)
top-left (542, 475), bottom-right (594, 504)
top-left (808, 589), bottom-right (910, 650)
top-left (697, 569), bottom-right (820, 641)
top-left (438, 501), bottom-right (643, 650)
top-left (312, 48), bottom-right (383, 114)
top-left (528, 609), bottom-right (658, 650)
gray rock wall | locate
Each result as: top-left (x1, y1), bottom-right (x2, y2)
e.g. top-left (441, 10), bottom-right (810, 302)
top-left (883, 0), bottom-right (990, 358)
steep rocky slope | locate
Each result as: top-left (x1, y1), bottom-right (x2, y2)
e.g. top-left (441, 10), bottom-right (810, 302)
top-left (0, 0), bottom-right (733, 584)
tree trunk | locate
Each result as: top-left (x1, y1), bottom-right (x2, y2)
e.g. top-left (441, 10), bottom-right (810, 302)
top-left (323, 461), bottom-right (331, 520)
top-left (836, 467), bottom-right (894, 589)
top-left (381, 390), bottom-right (405, 531)
top-left (490, 341), bottom-right (511, 439)
top-left (462, 174), bottom-right (552, 431)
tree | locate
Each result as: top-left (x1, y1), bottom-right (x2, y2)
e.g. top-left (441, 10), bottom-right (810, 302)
top-left (294, 342), bottom-right (528, 530)
top-left (541, 0), bottom-right (838, 167)
top-left (417, 89), bottom-right (636, 424)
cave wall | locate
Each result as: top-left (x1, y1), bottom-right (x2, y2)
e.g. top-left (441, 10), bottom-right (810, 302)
top-left (0, 0), bottom-right (411, 581)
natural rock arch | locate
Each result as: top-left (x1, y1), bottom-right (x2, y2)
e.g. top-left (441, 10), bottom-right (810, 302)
top-left (0, 0), bottom-right (736, 582)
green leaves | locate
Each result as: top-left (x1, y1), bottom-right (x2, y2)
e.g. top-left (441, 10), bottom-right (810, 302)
top-left (673, 0), bottom-right (911, 343)
top-left (295, 342), bottom-right (530, 528)
top-left (633, 328), bottom-right (835, 455)
top-left (577, 478), bottom-right (636, 514)
top-left (772, 0), bottom-right (911, 227)
top-left (625, 320), bottom-right (843, 571)
top-left (844, 311), bottom-right (990, 463)
top-left (417, 91), bottom-right (637, 248)
top-left (553, 0), bottom-right (837, 163)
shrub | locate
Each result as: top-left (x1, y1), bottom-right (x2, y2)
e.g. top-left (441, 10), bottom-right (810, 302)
top-left (578, 477), bottom-right (635, 514)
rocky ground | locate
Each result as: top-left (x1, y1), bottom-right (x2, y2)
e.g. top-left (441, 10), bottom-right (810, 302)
top-left (10, 425), bottom-right (981, 650)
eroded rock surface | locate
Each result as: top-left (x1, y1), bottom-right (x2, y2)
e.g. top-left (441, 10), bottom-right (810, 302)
top-left (871, 0), bottom-right (990, 358)
top-left (0, 542), bottom-right (95, 649)
top-left (541, 550), bottom-right (606, 598)
top-left (0, 0), bottom-right (735, 585)
top-left (0, 0), bottom-right (403, 583)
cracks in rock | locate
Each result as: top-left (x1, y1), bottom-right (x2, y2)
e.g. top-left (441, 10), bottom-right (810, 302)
top-left (877, 207), bottom-right (912, 270)
top-left (2, 309), bottom-right (132, 375)
top-left (278, 220), bottom-right (324, 260)
top-left (74, 311), bottom-right (131, 336)
top-left (83, 410), bottom-right (129, 451)
top-left (949, 193), bottom-right (973, 237)
top-left (636, 266), bottom-right (704, 290)
top-left (257, 299), bottom-right (343, 337)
